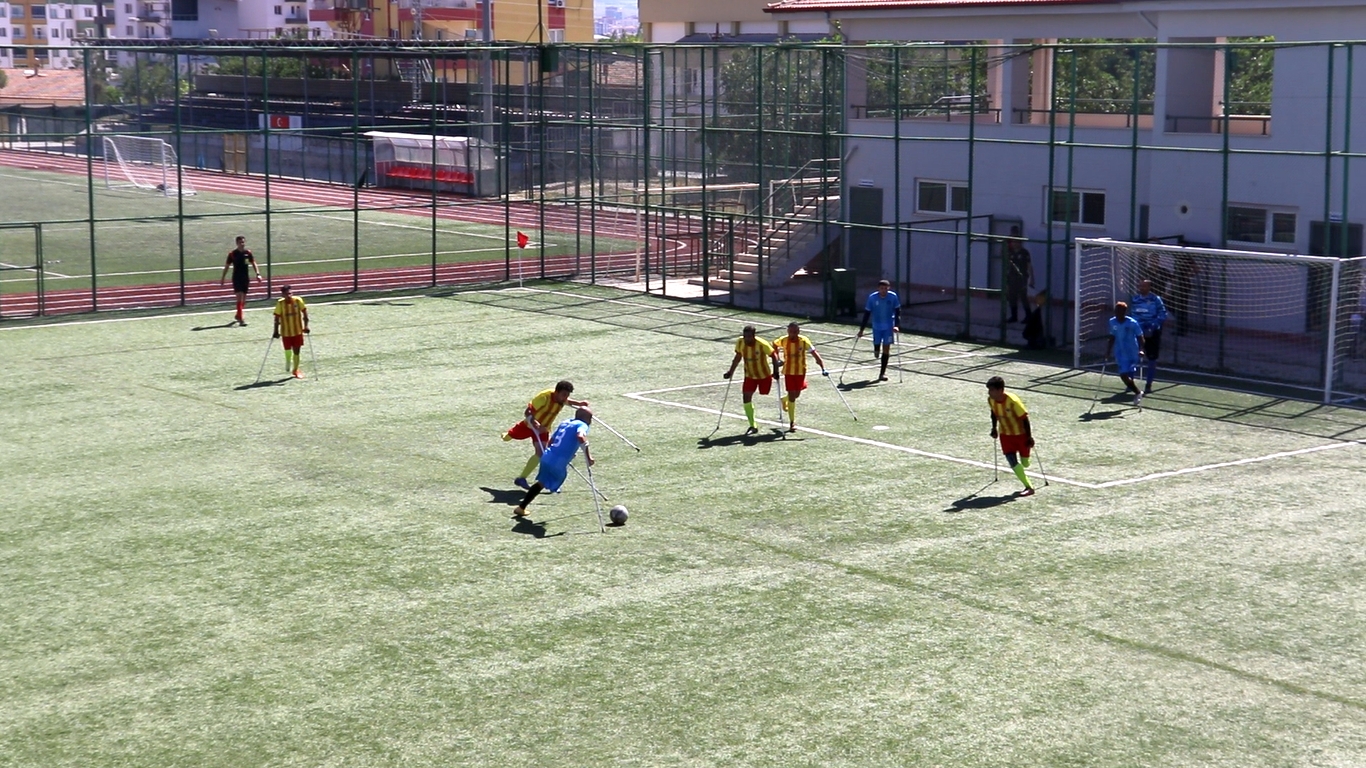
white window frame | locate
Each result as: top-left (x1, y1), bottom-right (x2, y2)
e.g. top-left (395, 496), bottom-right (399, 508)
top-left (547, 28), bottom-right (564, 42)
top-left (1226, 204), bottom-right (1297, 248)
top-left (1047, 187), bottom-right (1106, 228)
top-left (915, 179), bottom-right (970, 216)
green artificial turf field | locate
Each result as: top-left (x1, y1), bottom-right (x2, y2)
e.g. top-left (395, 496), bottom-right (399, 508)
top-left (0, 167), bottom-right (636, 296)
top-left (2, 282), bottom-right (1365, 767)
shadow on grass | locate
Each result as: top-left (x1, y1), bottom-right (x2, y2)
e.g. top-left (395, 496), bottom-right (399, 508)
top-left (836, 379), bottom-right (880, 391)
top-left (191, 321), bottom-right (239, 332)
top-left (944, 481), bottom-right (1021, 512)
top-left (480, 486), bottom-right (524, 505)
top-left (697, 428), bottom-right (791, 449)
top-left (511, 517), bottom-right (557, 538)
top-left (233, 377), bottom-right (292, 390)
top-left (360, 301), bottom-right (415, 307)
top-left (1079, 409), bottom-right (1129, 422)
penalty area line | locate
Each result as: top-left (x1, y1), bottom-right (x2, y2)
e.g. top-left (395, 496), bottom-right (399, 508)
top-left (1091, 439), bottom-right (1365, 489)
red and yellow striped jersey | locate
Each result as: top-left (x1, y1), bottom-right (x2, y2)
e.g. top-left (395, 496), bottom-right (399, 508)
top-left (525, 389), bottom-right (566, 426)
top-left (774, 335), bottom-right (814, 376)
top-left (273, 296), bottom-right (307, 337)
top-left (989, 392), bottom-right (1029, 436)
top-left (734, 337), bottom-right (775, 379)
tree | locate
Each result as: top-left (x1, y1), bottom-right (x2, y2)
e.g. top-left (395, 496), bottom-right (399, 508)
top-left (0, 69), bottom-right (8, 91)
top-left (1052, 40), bottom-right (1157, 114)
top-left (704, 46), bottom-right (841, 183)
top-left (105, 59), bottom-right (184, 105)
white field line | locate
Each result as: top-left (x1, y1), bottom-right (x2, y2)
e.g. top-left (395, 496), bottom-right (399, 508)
top-left (625, 382), bottom-right (1085, 489)
top-left (626, 381), bottom-right (1366, 490)
top-left (0, 293), bottom-right (427, 331)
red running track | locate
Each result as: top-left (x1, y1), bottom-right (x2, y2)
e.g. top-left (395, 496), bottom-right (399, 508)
top-left (0, 149), bottom-right (686, 318)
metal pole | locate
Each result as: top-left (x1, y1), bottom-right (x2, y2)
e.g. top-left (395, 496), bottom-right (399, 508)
top-left (262, 49), bottom-right (273, 292)
top-left (965, 45), bottom-right (978, 338)
top-left (84, 49), bottom-right (98, 311)
top-left (175, 55), bottom-right (185, 305)
top-left (352, 50), bottom-right (361, 292)
top-left (1128, 45), bottom-right (1141, 241)
top-left (1324, 259), bottom-right (1342, 402)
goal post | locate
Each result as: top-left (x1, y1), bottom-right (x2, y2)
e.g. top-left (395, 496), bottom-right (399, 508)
top-left (1074, 238), bottom-right (1366, 404)
top-left (102, 135), bottom-right (196, 196)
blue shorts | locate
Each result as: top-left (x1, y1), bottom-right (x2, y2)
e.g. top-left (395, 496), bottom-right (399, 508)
top-left (1114, 353), bottom-right (1140, 376)
top-left (536, 459), bottom-right (570, 493)
top-left (871, 326), bottom-right (895, 348)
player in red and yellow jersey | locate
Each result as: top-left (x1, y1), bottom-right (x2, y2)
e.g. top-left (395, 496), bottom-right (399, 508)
top-left (987, 375), bottom-right (1036, 496)
top-left (772, 322), bottom-right (827, 433)
top-left (723, 325), bottom-right (780, 435)
top-left (271, 285), bottom-right (309, 379)
top-left (503, 380), bottom-right (589, 489)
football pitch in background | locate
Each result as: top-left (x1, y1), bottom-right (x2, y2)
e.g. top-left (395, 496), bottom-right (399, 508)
top-left (2, 282), bottom-right (1365, 766)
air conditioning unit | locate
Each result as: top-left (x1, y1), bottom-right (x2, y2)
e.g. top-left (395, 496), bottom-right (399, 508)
top-left (464, 27), bottom-right (479, 39)
top-left (547, 0), bottom-right (564, 7)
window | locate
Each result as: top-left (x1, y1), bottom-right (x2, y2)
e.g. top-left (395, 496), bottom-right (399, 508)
top-left (1227, 206), bottom-right (1297, 246)
top-left (65, 27), bottom-right (72, 36)
top-left (33, 26), bottom-right (44, 37)
top-left (1049, 189), bottom-right (1106, 226)
top-left (31, 5), bottom-right (46, 18)
top-left (124, 24), bottom-right (131, 34)
top-left (124, 3), bottom-right (132, 12)
top-left (916, 180), bottom-right (970, 215)
top-left (547, 28), bottom-right (564, 42)
top-left (84, 7), bottom-right (94, 16)
top-left (273, 5), bottom-right (281, 13)
top-left (0, 28), bottom-right (6, 37)
top-left (0, 7), bottom-right (7, 17)
top-left (11, 6), bottom-right (23, 18)
top-left (13, 27), bottom-right (24, 38)
top-left (67, 9), bottom-right (74, 18)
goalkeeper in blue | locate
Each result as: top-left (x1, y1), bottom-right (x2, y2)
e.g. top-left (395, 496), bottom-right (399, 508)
top-left (856, 279), bottom-right (901, 382)
top-left (1129, 279), bottom-right (1168, 395)
top-left (512, 408), bottom-right (594, 519)
top-left (1106, 301), bottom-right (1147, 407)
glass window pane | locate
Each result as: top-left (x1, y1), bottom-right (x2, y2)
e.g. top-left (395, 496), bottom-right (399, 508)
top-left (1051, 191), bottom-right (1080, 223)
top-left (950, 185), bottom-right (970, 212)
top-left (1082, 193), bottom-right (1106, 225)
top-left (918, 182), bottom-right (946, 212)
top-left (1271, 212), bottom-right (1296, 243)
top-left (1227, 206), bottom-right (1267, 242)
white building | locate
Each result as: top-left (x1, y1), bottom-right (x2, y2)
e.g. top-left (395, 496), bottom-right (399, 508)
top-left (758, 0), bottom-right (1366, 292)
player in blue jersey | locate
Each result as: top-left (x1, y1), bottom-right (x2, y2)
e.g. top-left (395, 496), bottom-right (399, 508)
top-left (512, 408), bottom-right (594, 518)
top-left (1105, 301), bottom-right (1146, 406)
top-left (1129, 279), bottom-right (1168, 395)
top-left (856, 279), bottom-right (901, 382)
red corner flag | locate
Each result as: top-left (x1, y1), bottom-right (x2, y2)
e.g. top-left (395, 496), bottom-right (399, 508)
top-left (516, 231), bottom-right (529, 249)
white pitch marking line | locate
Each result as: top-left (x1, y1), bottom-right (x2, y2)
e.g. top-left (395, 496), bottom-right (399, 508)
top-left (1091, 439), bottom-right (1364, 489)
top-left (627, 382), bottom-right (1366, 490)
top-left (624, 388), bottom-right (1091, 489)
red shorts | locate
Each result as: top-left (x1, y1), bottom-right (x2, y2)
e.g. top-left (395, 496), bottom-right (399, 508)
top-left (999, 433), bottom-right (1032, 457)
top-left (505, 421), bottom-right (550, 443)
top-left (742, 376), bottom-right (773, 396)
top-left (784, 375), bottom-right (807, 393)
top-left (282, 334), bottom-right (304, 351)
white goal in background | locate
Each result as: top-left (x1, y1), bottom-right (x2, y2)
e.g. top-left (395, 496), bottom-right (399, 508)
top-left (102, 136), bottom-right (195, 196)
top-left (1074, 238), bottom-right (1366, 404)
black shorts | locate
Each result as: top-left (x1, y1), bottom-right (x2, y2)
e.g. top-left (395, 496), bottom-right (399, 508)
top-left (232, 277), bottom-right (251, 294)
top-left (1143, 328), bottom-right (1162, 361)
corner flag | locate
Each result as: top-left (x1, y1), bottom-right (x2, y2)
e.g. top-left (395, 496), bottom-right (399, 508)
top-left (516, 231), bottom-right (529, 249)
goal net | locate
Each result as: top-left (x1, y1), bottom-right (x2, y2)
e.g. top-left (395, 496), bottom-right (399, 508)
top-left (1074, 238), bottom-right (1366, 403)
top-left (102, 136), bottom-right (195, 196)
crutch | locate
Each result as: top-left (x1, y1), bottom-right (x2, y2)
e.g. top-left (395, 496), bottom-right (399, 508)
top-left (824, 372), bottom-right (858, 421)
top-left (584, 463), bottom-right (606, 534)
top-left (992, 436), bottom-right (1000, 483)
top-left (709, 376), bottom-right (734, 437)
top-left (569, 462), bottom-right (610, 502)
top-left (1086, 359), bottom-right (1109, 415)
top-left (1031, 443), bottom-right (1051, 487)
top-left (774, 368), bottom-right (787, 424)
top-left (837, 334), bottom-right (860, 385)
top-left (306, 333), bottom-right (319, 380)
top-left (253, 336), bottom-right (275, 384)
top-left (593, 417), bottom-right (640, 452)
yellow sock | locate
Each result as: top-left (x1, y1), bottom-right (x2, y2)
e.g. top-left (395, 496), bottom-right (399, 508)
top-left (519, 454), bottom-right (539, 479)
top-left (284, 350), bottom-right (293, 370)
top-left (1021, 455), bottom-right (1032, 468)
top-left (1012, 464), bottom-right (1032, 489)
top-left (744, 402), bottom-right (755, 427)
top-left (787, 399), bottom-right (796, 420)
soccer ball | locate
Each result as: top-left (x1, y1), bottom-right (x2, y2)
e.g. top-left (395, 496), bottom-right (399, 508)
top-left (608, 505), bottom-right (629, 525)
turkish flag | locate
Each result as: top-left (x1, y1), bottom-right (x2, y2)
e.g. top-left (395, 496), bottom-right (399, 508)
top-left (269, 114), bottom-right (290, 129)
top-left (516, 231), bottom-right (529, 249)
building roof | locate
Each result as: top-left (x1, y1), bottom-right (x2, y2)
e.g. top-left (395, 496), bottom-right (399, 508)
top-left (767, 0), bottom-right (1118, 12)
top-left (674, 32), bottom-right (831, 43)
top-left (0, 68), bottom-right (87, 107)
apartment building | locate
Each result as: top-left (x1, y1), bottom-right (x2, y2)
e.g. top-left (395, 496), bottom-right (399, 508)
top-left (307, 0), bottom-right (593, 44)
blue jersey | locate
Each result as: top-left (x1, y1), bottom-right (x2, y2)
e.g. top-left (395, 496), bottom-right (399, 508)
top-left (865, 291), bottom-right (901, 330)
top-left (1109, 316), bottom-right (1144, 359)
top-left (541, 419), bottom-right (589, 471)
top-left (1129, 292), bottom-right (1168, 334)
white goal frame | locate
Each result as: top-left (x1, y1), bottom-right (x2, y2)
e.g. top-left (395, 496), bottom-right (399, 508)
top-left (102, 135), bottom-right (195, 196)
top-left (1074, 237), bottom-right (1365, 404)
